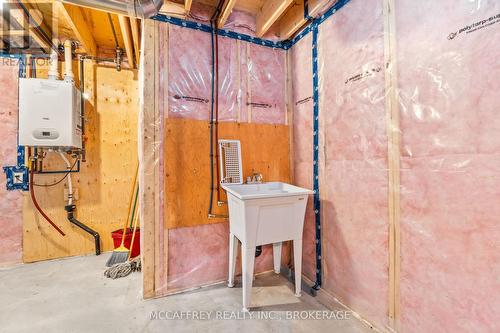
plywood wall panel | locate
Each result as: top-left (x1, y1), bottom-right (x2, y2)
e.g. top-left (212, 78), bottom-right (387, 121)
top-left (164, 118), bottom-right (290, 229)
top-left (22, 63), bottom-right (138, 262)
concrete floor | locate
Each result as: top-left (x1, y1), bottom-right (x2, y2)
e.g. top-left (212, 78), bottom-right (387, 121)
top-left (0, 254), bottom-right (373, 333)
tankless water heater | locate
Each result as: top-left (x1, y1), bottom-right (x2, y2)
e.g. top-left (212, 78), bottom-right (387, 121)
top-left (18, 78), bottom-right (82, 149)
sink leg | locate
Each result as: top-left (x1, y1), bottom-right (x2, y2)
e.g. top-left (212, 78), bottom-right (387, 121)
top-left (293, 239), bottom-right (303, 297)
top-left (272, 242), bottom-right (282, 274)
top-left (228, 233), bottom-right (238, 288)
top-left (242, 245), bottom-right (255, 312)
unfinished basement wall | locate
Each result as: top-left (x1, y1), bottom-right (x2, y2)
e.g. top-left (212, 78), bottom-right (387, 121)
top-left (397, 1), bottom-right (500, 332)
top-left (21, 61), bottom-right (139, 262)
top-left (155, 21), bottom-right (291, 294)
top-left (292, 0), bottom-right (500, 332)
top-left (0, 58), bottom-right (23, 266)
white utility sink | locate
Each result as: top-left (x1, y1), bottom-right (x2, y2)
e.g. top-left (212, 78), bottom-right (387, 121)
top-left (222, 182), bottom-right (313, 311)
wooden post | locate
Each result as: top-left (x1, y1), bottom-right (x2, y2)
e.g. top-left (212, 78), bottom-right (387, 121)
top-left (139, 19), bottom-right (161, 299)
top-left (384, 0), bottom-right (401, 329)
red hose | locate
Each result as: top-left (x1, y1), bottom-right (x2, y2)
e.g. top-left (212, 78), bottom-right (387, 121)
top-left (28, 153), bottom-right (66, 236)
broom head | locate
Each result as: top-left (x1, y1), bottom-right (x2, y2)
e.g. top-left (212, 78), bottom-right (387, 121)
top-left (105, 246), bottom-right (130, 267)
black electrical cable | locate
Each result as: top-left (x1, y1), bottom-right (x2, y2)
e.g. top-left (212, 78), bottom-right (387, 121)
top-left (207, 1), bottom-right (224, 216)
top-left (32, 157), bottom-right (79, 187)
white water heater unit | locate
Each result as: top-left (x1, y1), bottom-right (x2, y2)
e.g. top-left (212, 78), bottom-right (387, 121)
top-left (18, 78), bottom-right (82, 149)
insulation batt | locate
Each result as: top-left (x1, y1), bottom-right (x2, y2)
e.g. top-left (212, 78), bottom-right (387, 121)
top-left (318, 0), bottom-right (389, 328)
top-left (0, 59), bottom-right (23, 265)
top-left (166, 24), bottom-right (286, 124)
top-left (397, 1), bottom-right (500, 332)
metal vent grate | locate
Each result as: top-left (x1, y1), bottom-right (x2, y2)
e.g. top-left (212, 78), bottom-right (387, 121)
top-left (219, 140), bottom-right (243, 184)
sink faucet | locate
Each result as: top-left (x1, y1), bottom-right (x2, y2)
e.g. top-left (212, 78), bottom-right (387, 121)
top-left (247, 172), bottom-right (263, 184)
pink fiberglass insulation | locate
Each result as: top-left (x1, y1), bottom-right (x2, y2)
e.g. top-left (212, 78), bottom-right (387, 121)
top-left (0, 59), bottom-right (22, 265)
top-left (318, 0), bottom-right (389, 329)
top-left (168, 25), bottom-right (212, 121)
top-left (291, 33), bottom-right (316, 282)
top-left (166, 23), bottom-right (286, 124)
top-left (167, 223), bottom-right (290, 291)
top-left (246, 44), bottom-right (286, 125)
top-left (396, 0), bottom-right (500, 332)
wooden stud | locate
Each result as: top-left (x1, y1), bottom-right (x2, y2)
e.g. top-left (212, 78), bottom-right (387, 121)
top-left (236, 39), bottom-right (241, 123)
top-left (286, 50), bottom-right (294, 182)
top-left (217, 0), bottom-right (238, 29)
top-left (246, 43), bottom-right (252, 123)
top-left (140, 19), bottom-right (160, 299)
top-left (256, 0), bottom-right (295, 38)
top-left (118, 15), bottom-right (135, 69)
top-left (384, 0), bottom-right (401, 330)
top-left (57, 3), bottom-right (97, 56)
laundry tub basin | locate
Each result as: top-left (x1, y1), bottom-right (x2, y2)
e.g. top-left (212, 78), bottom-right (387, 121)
top-left (222, 182), bottom-right (313, 311)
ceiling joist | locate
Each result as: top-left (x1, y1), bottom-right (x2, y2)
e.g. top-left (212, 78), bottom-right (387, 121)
top-left (56, 3), bottom-right (97, 56)
top-left (130, 18), bottom-right (141, 64)
top-left (185, 0), bottom-right (193, 13)
top-left (8, 8), bottom-right (50, 51)
top-left (118, 15), bottom-right (135, 68)
top-left (159, 1), bottom-right (187, 18)
top-left (256, 0), bottom-right (295, 37)
top-left (217, 0), bottom-right (237, 28)
top-left (279, 0), bottom-right (329, 40)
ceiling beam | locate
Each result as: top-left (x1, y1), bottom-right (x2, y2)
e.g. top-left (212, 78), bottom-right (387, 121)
top-left (159, 1), bottom-right (187, 18)
top-left (185, 0), bottom-right (193, 14)
top-left (0, 30), bottom-right (26, 37)
top-left (8, 7), bottom-right (50, 50)
top-left (57, 3), bottom-right (97, 56)
top-left (279, 0), bottom-right (330, 40)
top-left (256, 0), bottom-right (295, 37)
top-left (118, 15), bottom-right (135, 68)
top-left (130, 18), bottom-right (141, 65)
top-left (217, 0), bottom-right (237, 29)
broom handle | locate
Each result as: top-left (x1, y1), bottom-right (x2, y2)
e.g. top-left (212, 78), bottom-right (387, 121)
top-left (128, 203), bottom-right (140, 260)
top-left (120, 164), bottom-right (139, 247)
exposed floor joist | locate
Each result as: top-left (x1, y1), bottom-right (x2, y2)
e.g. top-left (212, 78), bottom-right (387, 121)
top-left (159, 1), bottom-right (187, 18)
top-left (130, 18), bottom-right (141, 65)
top-left (279, 0), bottom-right (329, 40)
top-left (56, 3), bottom-right (97, 56)
top-left (118, 15), bottom-right (135, 68)
top-left (185, 0), bottom-right (193, 13)
top-left (256, 0), bottom-right (295, 37)
top-left (217, 0), bottom-right (237, 28)
top-left (8, 6), bottom-right (51, 51)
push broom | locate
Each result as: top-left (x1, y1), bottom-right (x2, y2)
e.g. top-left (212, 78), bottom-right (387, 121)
top-left (106, 165), bottom-right (139, 267)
